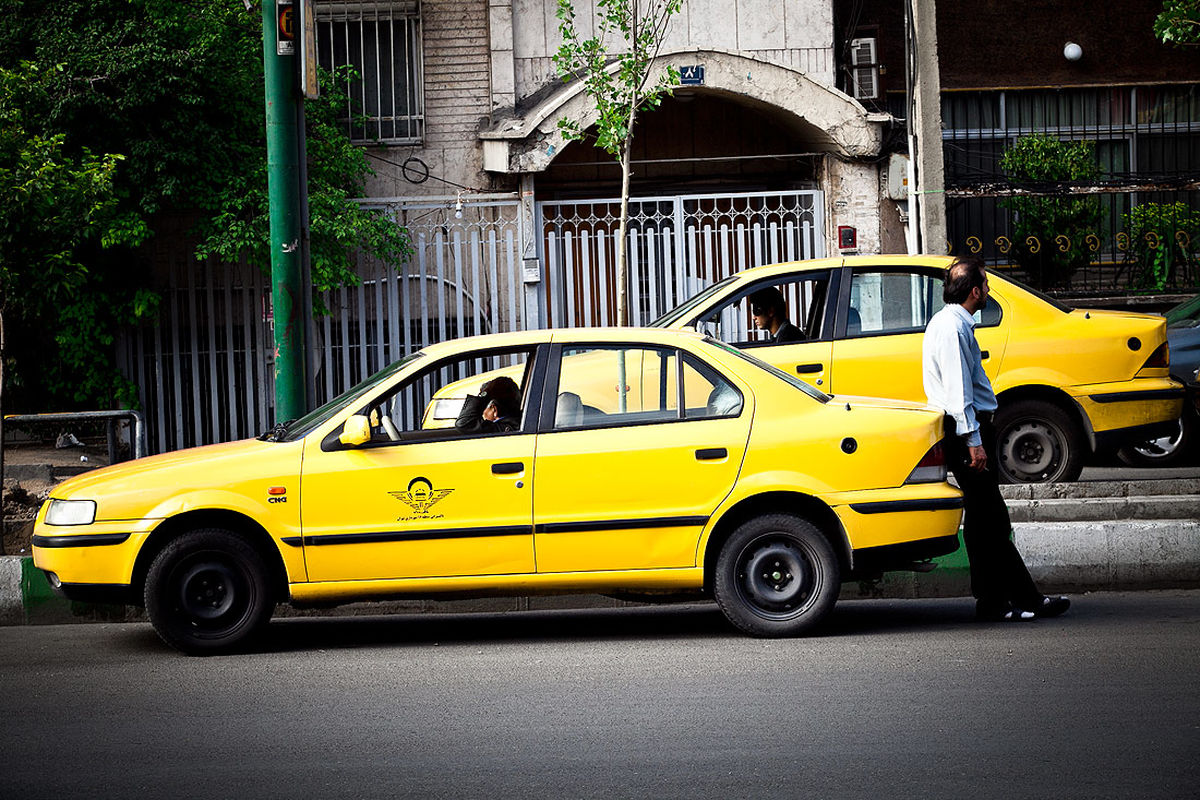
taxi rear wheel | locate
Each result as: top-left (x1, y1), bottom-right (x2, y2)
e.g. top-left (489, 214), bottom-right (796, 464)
top-left (994, 400), bottom-right (1084, 484)
top-left (713, 515), bottom-right (840, 637)
top-left (144, 529), bottom-right (273, 656)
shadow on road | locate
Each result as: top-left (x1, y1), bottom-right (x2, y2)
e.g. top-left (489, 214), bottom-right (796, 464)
top-left (108, 596), bottom-right (999, 656)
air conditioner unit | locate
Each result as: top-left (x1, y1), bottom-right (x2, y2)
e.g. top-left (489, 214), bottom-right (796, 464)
top-left (850, 37), bottom-right (877, 67)
top-left (852, 66), bottom-right (879, 100)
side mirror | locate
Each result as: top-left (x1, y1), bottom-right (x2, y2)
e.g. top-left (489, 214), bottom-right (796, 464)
top-left (338, 415), bottom-right (372, 447)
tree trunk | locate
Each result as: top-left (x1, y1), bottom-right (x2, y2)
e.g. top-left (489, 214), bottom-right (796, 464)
top-left (616, 108), bottom-right (637, 327)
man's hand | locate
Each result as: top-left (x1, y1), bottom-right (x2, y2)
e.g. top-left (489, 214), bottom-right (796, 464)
top-left (967, 444), bottom-right (987, 471)
top-left (482, 401), bottom-right (499, 422)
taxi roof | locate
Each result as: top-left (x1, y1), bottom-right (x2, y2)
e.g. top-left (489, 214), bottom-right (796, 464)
top-left (415, 326), bottom-right (711, 359)
top-left (723, 254), bottom-right (958, 283)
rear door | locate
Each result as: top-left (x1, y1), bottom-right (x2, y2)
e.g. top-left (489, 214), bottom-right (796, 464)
top-left (829, 265), bottom-right (1007, 400)
top-left (532, 342), bottom-right (752, 573)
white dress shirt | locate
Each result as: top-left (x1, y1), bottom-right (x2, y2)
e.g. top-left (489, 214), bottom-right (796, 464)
top-left (922, 303), bottom-right (997, 447)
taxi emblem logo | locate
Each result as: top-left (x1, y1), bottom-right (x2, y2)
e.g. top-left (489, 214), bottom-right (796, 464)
top-left (390, 477), bottom-right (453, 518)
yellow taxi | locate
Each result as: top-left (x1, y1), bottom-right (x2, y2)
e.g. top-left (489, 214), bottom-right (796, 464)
top-left (651, 255), bottom-right (1184, 483)
top-left (33, 328), bottom-right (961, 654)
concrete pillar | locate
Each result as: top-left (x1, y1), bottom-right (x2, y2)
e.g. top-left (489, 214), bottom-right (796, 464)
top-left (518, 174), bottom-right (544, 329)
top-left (488, 0), bottom-right (516, 115)
top-left (908, 0), bottom-right (948, 254)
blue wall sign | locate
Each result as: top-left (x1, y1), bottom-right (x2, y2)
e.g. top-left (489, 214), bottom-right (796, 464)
top-left (680, 65), bottom-right (705, 86)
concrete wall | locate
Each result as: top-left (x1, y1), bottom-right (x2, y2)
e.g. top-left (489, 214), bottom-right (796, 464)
top-left (822, 156), bottom-right (883, 255)
top-left (510, 0), bottom-right (836, 101)
top-left (363, 0), bottom-right (509, 198)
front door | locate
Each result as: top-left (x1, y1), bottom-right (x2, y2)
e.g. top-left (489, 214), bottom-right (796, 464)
top-left (694, 269), bottom-right (837, 391)
top-left (300, 347), bottom-right (540, 583)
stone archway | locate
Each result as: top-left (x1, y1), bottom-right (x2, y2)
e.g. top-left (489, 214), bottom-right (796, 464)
top-left (481, 49), bottom-right (886, 175)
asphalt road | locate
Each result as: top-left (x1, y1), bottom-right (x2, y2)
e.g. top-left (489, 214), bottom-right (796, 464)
top-left (2, 591), bottom-right (1198, 800)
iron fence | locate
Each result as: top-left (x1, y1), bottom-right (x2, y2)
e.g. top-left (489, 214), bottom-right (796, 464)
top-left (940, 84), bottom-right (1200, 295)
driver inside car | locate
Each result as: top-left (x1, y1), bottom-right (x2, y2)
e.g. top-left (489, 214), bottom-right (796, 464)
top-left (455, 376), bottom-right (522, 434)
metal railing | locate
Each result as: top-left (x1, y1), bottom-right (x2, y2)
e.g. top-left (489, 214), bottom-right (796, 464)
top-left (4, 410), bottom-right (149, 463)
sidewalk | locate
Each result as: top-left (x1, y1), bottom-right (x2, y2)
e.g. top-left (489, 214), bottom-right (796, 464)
top-left (3, 479), bottom-right (1198, 626)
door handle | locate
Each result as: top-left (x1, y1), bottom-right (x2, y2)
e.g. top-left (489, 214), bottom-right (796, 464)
top-left (695, 448), bottom-right (727, 460)
top-left (491, 462), bottom-right (524, 475)
top-left (795, 363), bottom-right (823, 374)
top-left (980, 350), bottom-right (990, 360)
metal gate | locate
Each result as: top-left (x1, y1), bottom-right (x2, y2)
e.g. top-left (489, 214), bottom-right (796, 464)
top-left (119, 195), bottom-right (524, 453)
top-left (538, 190), bottom-right (824, 327)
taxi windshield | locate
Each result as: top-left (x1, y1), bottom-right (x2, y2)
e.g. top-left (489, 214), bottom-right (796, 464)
top-left (649, 275), bottom-right (740, 328)
top-left (280, 352), bottom-right (425, 441)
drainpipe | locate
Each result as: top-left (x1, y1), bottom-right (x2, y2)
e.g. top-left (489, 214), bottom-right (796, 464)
top-left (905, 0), bottom-right (948, 255)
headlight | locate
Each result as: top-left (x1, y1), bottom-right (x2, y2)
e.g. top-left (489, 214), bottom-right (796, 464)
top-left (44, 499), bottom-right (97, 526)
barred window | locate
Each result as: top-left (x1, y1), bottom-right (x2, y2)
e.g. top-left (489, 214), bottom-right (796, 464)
top-left (315, 1), bottom-right (423, 144)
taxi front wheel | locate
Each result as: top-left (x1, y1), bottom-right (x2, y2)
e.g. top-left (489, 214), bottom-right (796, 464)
top-left (713, 515), bottom-right (840, 637)
top-left (145, 529), bottom-right (274, 656)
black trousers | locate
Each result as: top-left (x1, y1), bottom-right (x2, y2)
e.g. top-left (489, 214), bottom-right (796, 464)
top-left (943, 415), bottom-right (1042, 611)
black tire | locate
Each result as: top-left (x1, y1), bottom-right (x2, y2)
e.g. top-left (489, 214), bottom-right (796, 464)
top-left (144, 528), bottom-right (274, 655)
top-left (994, 400), bottom-right (1084, 484)
top-left (713, 514), bottom-right (840, 637)
top-left (1118, 411), bottom-right (1195, 467)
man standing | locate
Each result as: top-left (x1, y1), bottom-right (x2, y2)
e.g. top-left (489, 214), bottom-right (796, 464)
top-left (749, 287), bottom-right (805, 343)
top-left (923, 256), bottom-right (1070, 622)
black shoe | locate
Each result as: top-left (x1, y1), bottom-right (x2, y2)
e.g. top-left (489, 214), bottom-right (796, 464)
top-left (1034, 595), bottom-right (1071, 618)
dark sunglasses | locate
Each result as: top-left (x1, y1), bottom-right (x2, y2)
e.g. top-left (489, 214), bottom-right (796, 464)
top-left (751, 305), bottom-right (767, 315)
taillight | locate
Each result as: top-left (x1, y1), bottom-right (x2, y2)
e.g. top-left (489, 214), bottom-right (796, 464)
top-left (1141, 343), bottom-right (1169, 370)
top-left (905, 441), bottom-right (947, 484)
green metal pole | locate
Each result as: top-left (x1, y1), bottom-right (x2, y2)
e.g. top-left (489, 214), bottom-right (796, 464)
top-left (261, 0), bottom-right (307, 423)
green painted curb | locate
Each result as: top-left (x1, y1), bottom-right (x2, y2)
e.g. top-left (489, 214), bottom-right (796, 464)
top-left (19, 557), bottom-right (130, 624)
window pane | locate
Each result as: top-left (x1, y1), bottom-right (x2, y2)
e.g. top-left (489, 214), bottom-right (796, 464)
top-left (683, 356), bottom-right (742, 419)
top-left (697, 274), bottom-right (830, 345)
top-left (848, 271), bottom-right (943, 335)
top-left (316, 1), bottom-right (422, 143)
top-left (555, 347), bottom-right (679, 427)
top-left (365, 349), bottom-right (530, 438)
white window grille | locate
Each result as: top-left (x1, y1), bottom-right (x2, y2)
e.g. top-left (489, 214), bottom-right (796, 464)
top-left (849, 37), bottom-right (879, 101)
top-left (315, 1), bottom-right (424, 144)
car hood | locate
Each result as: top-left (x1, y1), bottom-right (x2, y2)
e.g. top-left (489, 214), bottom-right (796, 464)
top-left (48, 438), bottom-right (303, 521)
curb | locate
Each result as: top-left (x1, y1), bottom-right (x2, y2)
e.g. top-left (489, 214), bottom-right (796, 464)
top-left (4, 519), bottom-right (1199, 625)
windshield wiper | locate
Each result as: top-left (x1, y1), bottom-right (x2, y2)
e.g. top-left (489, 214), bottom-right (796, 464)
top-left (258, 419), bottom-right (296, 442)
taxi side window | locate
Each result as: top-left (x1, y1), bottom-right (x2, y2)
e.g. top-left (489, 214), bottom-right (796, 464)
top-left (846, 269), bottom-right (1001, 338)
top-left (553, 346), bottom-right (674, 429)
top-left (363, 348), bottom-right (533, 440)
top-left (698, 273), bottom-right (831, 346)
top-left (683, 355), bottom-right (743, 419)
top-left (552, 346), bottom-right (741, 429)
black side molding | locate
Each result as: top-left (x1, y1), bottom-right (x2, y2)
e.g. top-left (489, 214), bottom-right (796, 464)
top-left (849, 497), bottom-right (964, 514)
top-left (1090, 388), bottom-right (1185, 404)
top-left (33, 533), bottom-right (131, 548)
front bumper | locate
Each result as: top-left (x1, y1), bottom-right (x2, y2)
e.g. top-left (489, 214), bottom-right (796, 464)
top-left (32, 519), bottom-right (150, 593)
